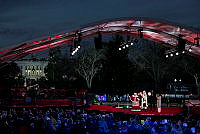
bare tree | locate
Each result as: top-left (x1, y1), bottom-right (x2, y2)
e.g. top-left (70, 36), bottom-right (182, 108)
top-left (142, 51), bottom-right (167, 90)
top-left (128, 40), bottom-right (147, 72)
top-left (129, 41), bottom-right (168, 91)
top-left (75, 49), bottom-right (103, 89)
top-left (183, 57), bottom-right (200, 98)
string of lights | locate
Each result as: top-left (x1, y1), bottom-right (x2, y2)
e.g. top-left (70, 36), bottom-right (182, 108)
top-left (70, 31), bottom-right (82, 56)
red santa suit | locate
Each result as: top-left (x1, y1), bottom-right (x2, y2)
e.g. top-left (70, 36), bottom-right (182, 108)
top-left (129, 93), bottom-right (141, 111)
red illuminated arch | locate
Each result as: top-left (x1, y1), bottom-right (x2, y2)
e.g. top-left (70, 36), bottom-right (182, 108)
top-left (0, 17), bottom-right (200, 62)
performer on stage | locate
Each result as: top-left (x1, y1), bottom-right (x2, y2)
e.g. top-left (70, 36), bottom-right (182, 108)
top-left (126, 94), bottom-right (130, 101)
top-left (141, 91), bottom-right (148, 110)
top-left (149, 90), bottom-right (156, 112)
top-left (153, 90), bottom-right (157, 110)
top-left (157, 94), bottom-right (162, 112)
top-left (148, 91), bottom-right (153, 112)
top-left (129, 93), bottom-right (141, 111)
top-left (138, 92), bottom-right (142, 108)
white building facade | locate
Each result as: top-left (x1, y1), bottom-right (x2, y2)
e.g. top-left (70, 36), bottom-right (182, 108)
top-left (15, 60), bottom-right (48, 80)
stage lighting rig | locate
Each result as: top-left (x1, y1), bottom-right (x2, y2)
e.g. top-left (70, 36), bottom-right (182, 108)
top-left (70, 44), bottom-right (81, 56)
top-left (94, 31), bottom-right (102, 49)
top-left (165, 34), bottom-right (189, 58)
top-left (165, 43), bottom-right (193, 58)
top-left (70, 31), bottom-right (82, 56)
top-left (194, 37), bottom-right (200, 46)
top-left (118, 35), bottom-right (134, 51)
top-left (138, 28), bottom-right (143, 38)
top-left (118, 42), bottom-right (126, 51)
top-left (70, 45), bottom-right (74, 56)
top-left (77, 32), bottom-right (82, 43)
top-left (75, 31), bottom-right (82, 43)
top-left (74, 31), bottom-right (82, 47)
top-left (165, 48), bottom-right (177, 58)
top-left (177, 34), bottom-right (186, 53)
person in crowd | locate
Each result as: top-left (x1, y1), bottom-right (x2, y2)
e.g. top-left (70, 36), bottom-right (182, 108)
top-left (0, 107), bottom-right (200, 134)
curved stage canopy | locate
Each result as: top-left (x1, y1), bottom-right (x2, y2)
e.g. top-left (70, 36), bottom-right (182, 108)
top-left (0, 17), bottom-right (200, 62)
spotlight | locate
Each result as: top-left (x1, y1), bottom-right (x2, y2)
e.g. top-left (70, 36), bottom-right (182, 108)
top-left (189, 48), bottom-right (192, 52)
top-left (78, 46), bottom-right (81, 49)
top-left (70, 45), bottom-right (74, 54)
top-left (126, 44), bottom-right (129, 47)
top-left (170, 53), bottom-right (173, 57)
top-left (174, 79), bottom-right (177, 82)
top-left (166, 55), bottom-right (168, 58)
top-left (94, 31), bottom-right (102, 49)
top-left (175, 52), bottom-right (179, 56)
top-left (130, 42), bottom-right (134, 46)
top-left (179, 79), bottom-right (182, 82)
top-left (119, 48), bottom-right (122, 51)
top-left (123, 46), bottom-right (126, 49)
top-left (182, 51), bottom-right (185, 54)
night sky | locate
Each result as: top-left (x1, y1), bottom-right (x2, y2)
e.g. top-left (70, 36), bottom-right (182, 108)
top-left (0, 0), bottom-right (200, 49)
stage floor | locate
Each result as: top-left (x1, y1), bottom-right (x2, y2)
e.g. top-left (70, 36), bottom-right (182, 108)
top-left (85, 104), bottom-right (183, 116)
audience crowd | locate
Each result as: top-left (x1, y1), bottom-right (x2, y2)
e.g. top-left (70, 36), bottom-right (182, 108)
top-left (0, 107), bottom-right (199, 134)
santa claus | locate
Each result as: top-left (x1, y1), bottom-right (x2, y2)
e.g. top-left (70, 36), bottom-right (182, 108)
top-left (129, 93), bottom-right (141, 111)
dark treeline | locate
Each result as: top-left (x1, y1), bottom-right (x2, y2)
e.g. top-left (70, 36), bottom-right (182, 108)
top-left (1, 35), bottom-right (200, 96)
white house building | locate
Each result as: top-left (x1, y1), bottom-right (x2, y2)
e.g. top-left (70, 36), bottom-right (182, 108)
top-left (15, 59), bottom-right (48, 80)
